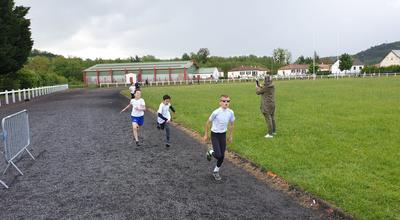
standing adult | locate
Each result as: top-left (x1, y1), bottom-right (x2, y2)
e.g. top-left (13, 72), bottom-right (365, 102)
top-left (256, 75), bottom-right (276, 138)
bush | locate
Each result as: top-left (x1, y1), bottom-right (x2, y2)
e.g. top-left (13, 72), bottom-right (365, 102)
top-left (16, 68), bottom-right (40, 88)
top-left (362, 65), bottom-right (400, 73)
top-left (0, 74), bottom-right (20, 90)
top-left (316, 71), bottom-right (331, 75)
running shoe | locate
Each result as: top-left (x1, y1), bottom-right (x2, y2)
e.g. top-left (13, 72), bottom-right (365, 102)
top-left (264, 134), bottom-right (273, 138)
top-left (213, 171), bottom-right (222, 181)
top-left (206, 149), bottom-right (214, 161)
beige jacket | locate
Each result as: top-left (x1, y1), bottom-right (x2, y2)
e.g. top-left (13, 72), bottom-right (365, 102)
top-left (256, 81), bottom-right (275, 114)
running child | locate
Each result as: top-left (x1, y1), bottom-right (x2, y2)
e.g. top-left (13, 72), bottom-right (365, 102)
top-left (157, 95), bottom-right (176, 148)
top-left (203, 95), bottom-right (235, 181)
top-left (120, 90), bottom-right (146, 146)
top-left (129, 82), bottom-right (136, 99)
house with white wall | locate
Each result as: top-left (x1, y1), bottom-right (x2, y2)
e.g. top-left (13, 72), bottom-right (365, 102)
top-left (196, 67), bottom-right (220, 79)
top-left (228, 66), bottom-right (269, 79)
top-left (277, 64), bottom-right (309, 76)
top-left (330, 59), bottom-right (364, 75)
top-left (125, 73), bottom-right (136, 84)
top-left (379, 50), bottom-right (400, 67)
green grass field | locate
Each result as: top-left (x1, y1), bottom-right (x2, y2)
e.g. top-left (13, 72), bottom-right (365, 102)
top-left (122, 78), bottom-right (400, 220)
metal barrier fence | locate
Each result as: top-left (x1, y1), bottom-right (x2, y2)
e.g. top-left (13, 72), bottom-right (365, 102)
top-left (0, 84), bottom-right (69, 107)
top-left (0, 179), bottom-right (7, 188)
top-left (98, 73), bottom-right (398, 88)
top-left (1, 110), bottom-right (35, 180)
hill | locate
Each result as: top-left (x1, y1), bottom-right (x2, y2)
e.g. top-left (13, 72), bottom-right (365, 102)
top-left (320, 41), bottom-right (400, 65)
top-left (354, 41), bottom-right (400, 65)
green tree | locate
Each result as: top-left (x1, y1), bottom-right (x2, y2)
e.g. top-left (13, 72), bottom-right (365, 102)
top-left (273, 48), bottom-right (291, 65)
top-left (134, 55), bottom-right (141, 62)
top-left (313, 52), bottom-right (321, 64)
top-left (190, 52), bottom-right (198, 62)
top-left (0, 0), bottom-right (33, 76)
top-left (130, 55), bottom-right (140, 62)
top-left (339, 53), bottom-right (353, 72)
top-left (16, 68), bottom-right (40, 88)
top-left (53, 56), bottom-right (83, 81)
top-left (181, 53), bottom-right (190, 60)
top-left (30, 49), bottom-right (57, 58)
top-left (296, 55), bottom-right (306, 64)
top-left (23, 56), bottom-right (67, 86)
top-left (308, 63), bottom-right (320, 74)
top-left (141, 55), bottom-right (158, 62)
top-left (25, 56), bottom-right (52, 73)
top-left (196, 48), bottom-right (210, 64)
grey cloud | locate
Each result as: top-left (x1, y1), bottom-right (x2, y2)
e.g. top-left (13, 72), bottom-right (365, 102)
top-left (15, 0), bottom-right (400, 59)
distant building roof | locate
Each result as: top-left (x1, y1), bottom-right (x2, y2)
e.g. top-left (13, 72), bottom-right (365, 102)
top-left (318, 64), bottom-right (331, 70)
top-left (229, 66), bottom-right (269, 72)
top-left (198, 67), bottom-right (218, 74)
top-left (83, 61), bottom-right (197, 72)
top-left (332, 58), bottom-right (364, 66)
top-left (392, 50), bottom-right (400, 58)
top-left (278, 64), bottom-right (308, 70)
top-left (352, 58), bottom-right (364, 66)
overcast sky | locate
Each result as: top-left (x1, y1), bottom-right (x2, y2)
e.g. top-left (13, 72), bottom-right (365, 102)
top-left (15, 0), bottom-right (400, 60)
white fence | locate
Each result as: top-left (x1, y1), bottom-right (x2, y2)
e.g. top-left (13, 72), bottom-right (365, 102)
top-left (98, 73), bottom-right (398, 88)
top-left (0, 84), bottom-right (69, 107)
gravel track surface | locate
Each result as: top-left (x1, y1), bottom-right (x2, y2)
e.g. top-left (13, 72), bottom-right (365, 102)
top-left (0, 89), bottom-right (330, 219)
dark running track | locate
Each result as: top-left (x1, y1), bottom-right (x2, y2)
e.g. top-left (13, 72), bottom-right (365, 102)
top-left (0, 89), bottom-right (331, 219)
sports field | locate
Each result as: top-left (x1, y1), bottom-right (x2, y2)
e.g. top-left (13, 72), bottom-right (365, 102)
top-left (125, 77), bottom-right (400, 220)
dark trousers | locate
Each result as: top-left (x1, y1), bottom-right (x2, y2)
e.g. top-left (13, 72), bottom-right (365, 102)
top-left (211, 132), bottom-right (226, 167)
top-left (158, 122), bottom-right (170, 143)
top-left (263, 110), bottom-right (276, 135)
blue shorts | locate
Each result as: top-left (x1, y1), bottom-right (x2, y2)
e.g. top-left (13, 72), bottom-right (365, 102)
top-left (131, 116), bottom-right (144, 126)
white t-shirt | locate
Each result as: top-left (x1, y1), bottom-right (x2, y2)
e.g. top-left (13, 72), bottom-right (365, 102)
top-left (209, 107), bottom-right (235, 133)
top-left (129, 85), bottom-right (136, 94)
top-left (157, 103), bottom-right (171, 124)
top-left (130, 98), bottom-right (145, 117)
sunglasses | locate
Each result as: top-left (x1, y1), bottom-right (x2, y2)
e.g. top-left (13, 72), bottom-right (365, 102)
top-left (220, 100), bottom-right (231, 103)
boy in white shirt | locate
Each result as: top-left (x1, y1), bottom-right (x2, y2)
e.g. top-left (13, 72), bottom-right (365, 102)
top-left (203, 95), bottom-right (235, 181)
top-left (157, 95), bottom-right (176, 147)
top-left (121, 90), bottom-right (146, 146)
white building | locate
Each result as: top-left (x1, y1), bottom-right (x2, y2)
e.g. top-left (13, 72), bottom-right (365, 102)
top-left (125, 73), bottom-right (136, 84)
top-left (277, 64), bottom-right (308, 76)
top-left (379, 50), bottom-right (400, 67)
top-left (228, 66), bottom-right (269, 79)
top-left (330, 59), bottom-right (364, 75)
top-left (196, 67), bottom-right (221, 79)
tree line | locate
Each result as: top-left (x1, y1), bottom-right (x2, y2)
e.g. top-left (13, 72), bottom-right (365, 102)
top-left (2, 47), bottom-right (294, 90)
